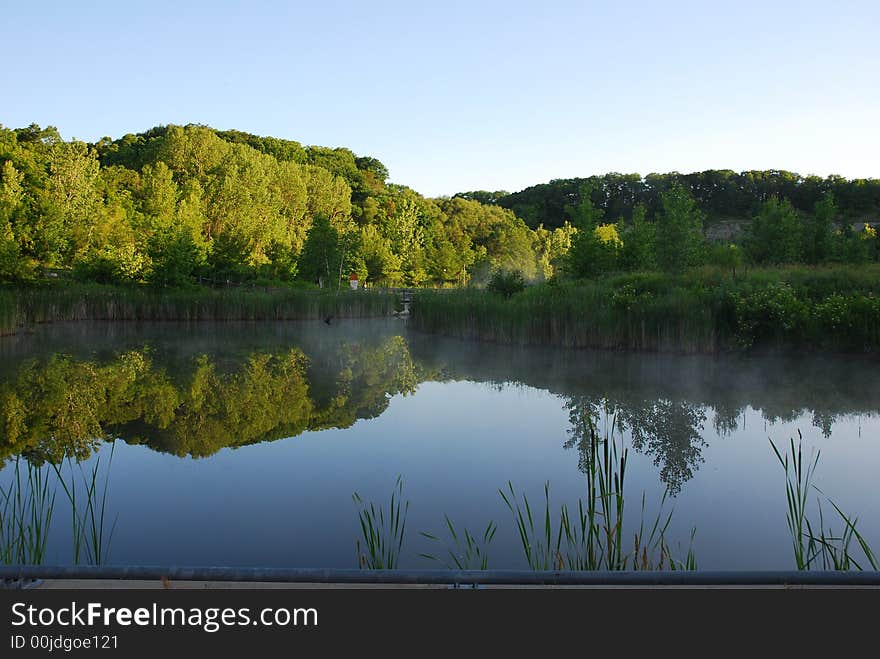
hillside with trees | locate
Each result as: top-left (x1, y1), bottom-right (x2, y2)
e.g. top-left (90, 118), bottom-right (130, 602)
top-left (0, 123), bottom-right (569, 288)
top-left (1, 123), bottom-right (878, 291)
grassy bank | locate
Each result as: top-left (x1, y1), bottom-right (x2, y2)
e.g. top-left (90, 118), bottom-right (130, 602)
top-left (0, 283), bottom-right (397, 336)
top-left (410, 266), bottom-right (880, 353)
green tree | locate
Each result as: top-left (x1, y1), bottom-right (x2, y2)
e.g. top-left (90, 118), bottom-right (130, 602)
top-left (830, 223), bottom-right (870, 264)
top-left (297, 215), bottom-right (341, 287)
top-left (708, 242), bottom-right (743, 277)
top-left (46, 140), bottom-right (102, 259)
top-left (0, 160), bottom-right (29, 280)
top-left (533, 222), bottom-right (575, 279)
top-left (565, 184), bottom-right (619, 278)
top-left (804, 192), bottom-right (835, 264)
top-left (746, 197), bottom-right (803, 265)
top-left (139, 161), bottom-right (178, 229)
top-left (205, 232), bottom-right (251, 282)
top-left (655, 185), bottom-right (705, 272)
top-left (359, 224), bottom-right (402, 286)
top-left (261, 240), bottom-right (299, 281)
top-left (0, 221), bottom-right (28, 281)
top-left (566, 183), bottom-right (603, 228)
top-left (619, 203), bottom-right (656, 271)
top-left (148, 229), bottom-right (201, 287)
top-left (0, 160), bottom-right (24, 222)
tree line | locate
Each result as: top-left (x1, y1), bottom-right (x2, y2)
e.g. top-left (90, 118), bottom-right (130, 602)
top-left (1, 122), bottom-right (877, 289)
top-left (562, 182), bottom-right (878, 277)
top-left (471, 170), bottom-right (880, 230)
top-left (0, 123), bottom-right (571, 287)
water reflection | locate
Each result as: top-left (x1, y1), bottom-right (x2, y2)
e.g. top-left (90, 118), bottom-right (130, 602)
top-left (0, 321), bottom-right (878, 569)
top-left (0, 333), bottom-right (425, 464)
top-left (1, 322), bottom-right (878, 492)
top-left (563, 398), bottom-right (707, 494)
top-left (406, 336), bottom-right (880, 493)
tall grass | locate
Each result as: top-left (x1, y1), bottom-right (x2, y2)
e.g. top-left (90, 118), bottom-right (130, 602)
top-left (771, 433), bottom-right (877, 571)
top-left (412, 282), bottom-right (718, 353)
top-left (0, 444), bottom-right (117, 566)
top-left (52, 441), bottom-right (118, 565)
top-left (501, 417), bottom-right (696, 571)
top-left (0, 458), bottom-right (55, 565)
top-left (0, 283), bottom-right (397, 336)
top-left (420, 517), bottom-right (498, 570)
top-left (353, 475), bottom-right (409, 569)
top-left (410, 265), bottom-right (880, 353)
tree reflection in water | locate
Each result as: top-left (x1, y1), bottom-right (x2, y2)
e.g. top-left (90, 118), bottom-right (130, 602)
top-left (564, 396), bottom-right (706, 495)
top-left (0, 336), bottom-right (423, 465)
top-left (1, 327), bottom-right (878, 499)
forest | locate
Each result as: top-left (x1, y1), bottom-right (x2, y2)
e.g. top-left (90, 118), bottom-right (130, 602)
top-left (471, 170), bottom-right (880, 228)
top-left (0, 123), bottom-right (563, 288)
top-left (1, 122), bottom-right (878, 293)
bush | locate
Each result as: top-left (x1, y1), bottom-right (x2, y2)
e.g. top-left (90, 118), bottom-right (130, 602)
top-left (487, 269), bottom-right (526, 298)
top-left (411, 265), bottom-right (880, 353)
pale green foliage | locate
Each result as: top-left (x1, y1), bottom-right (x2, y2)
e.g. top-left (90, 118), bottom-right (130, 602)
top-left (298, 215), bottom-right (341, 286)
top-left (533, 222), bottom-right (575, 279)
top-left (594, 223), bottom-right (622, 247)
top-left (360, 224), bottom-right (402, 286)
top-left (47, 141), bottom-right (102, 258)
top-left (0, 160), bottom-right (24, 220)
top-left (0, 221), bottom-right (29, 281)
top-left (140, 161), bottom-right (178, 228)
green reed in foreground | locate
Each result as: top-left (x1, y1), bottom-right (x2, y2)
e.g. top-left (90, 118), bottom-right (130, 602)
top-left (0, 444), bottom-right (117, 567)
top-left (353, 475), bottom-right (409, 569)
top-left (355, 420), bottom-right (698, 572)
top-left (52, 441), bottom-right (118, 566)
top-left (501, 417), bottom-right (696, 571)
top-left (771, 433), bottom-right (877, 571)
top-left (420, 517), bottom-right (498, 570)
top-left (0, 458), bottom-right (56, 565)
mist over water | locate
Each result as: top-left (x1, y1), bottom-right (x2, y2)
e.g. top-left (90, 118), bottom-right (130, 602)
top-left (1, 319), bottom-right (877, 569)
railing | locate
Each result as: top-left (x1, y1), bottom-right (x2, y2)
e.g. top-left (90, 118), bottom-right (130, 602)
top-left (2, 566), bottom-right (879, 586)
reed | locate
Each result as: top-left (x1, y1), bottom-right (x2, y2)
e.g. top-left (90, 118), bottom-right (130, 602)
top-left (420, 517), bottom-right (497, 570)
top-left (410, 266), bottom-right (880, 353)
top-left (0, 283), bottom-right (397, 336)
top-left (770, 433), bottom-right (877, 571)
top-left (0, 458), bottom-right (56, 565)
top-left (52, 441), bottom-right (117, 565)
top-left (352, 475), bottom-right (410, 569)
top-left (501, 417), bottom-right (696, 571)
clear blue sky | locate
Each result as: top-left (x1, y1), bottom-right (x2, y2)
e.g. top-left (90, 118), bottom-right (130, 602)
top-left (3, 0), bottom-right (878, 196)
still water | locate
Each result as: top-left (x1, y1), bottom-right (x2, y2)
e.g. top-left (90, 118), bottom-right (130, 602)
top-left (1, 320), bottom-right (878, 569)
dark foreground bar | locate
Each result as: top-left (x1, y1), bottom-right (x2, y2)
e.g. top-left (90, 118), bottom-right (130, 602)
top-left (3, 565), bottom-right (880, 586)
top-left (2, 571), bottom-right (878, 655)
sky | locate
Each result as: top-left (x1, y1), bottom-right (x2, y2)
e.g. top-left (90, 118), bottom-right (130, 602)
top-left (2, 0), bottom-right (878, 197)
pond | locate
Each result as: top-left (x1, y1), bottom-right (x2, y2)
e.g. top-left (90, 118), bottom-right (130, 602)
top-left (1, 319), bottom-right (878, 570)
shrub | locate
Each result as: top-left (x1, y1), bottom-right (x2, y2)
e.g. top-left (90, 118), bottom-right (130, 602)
top-left (487, 269), bottom-right (526, 298)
